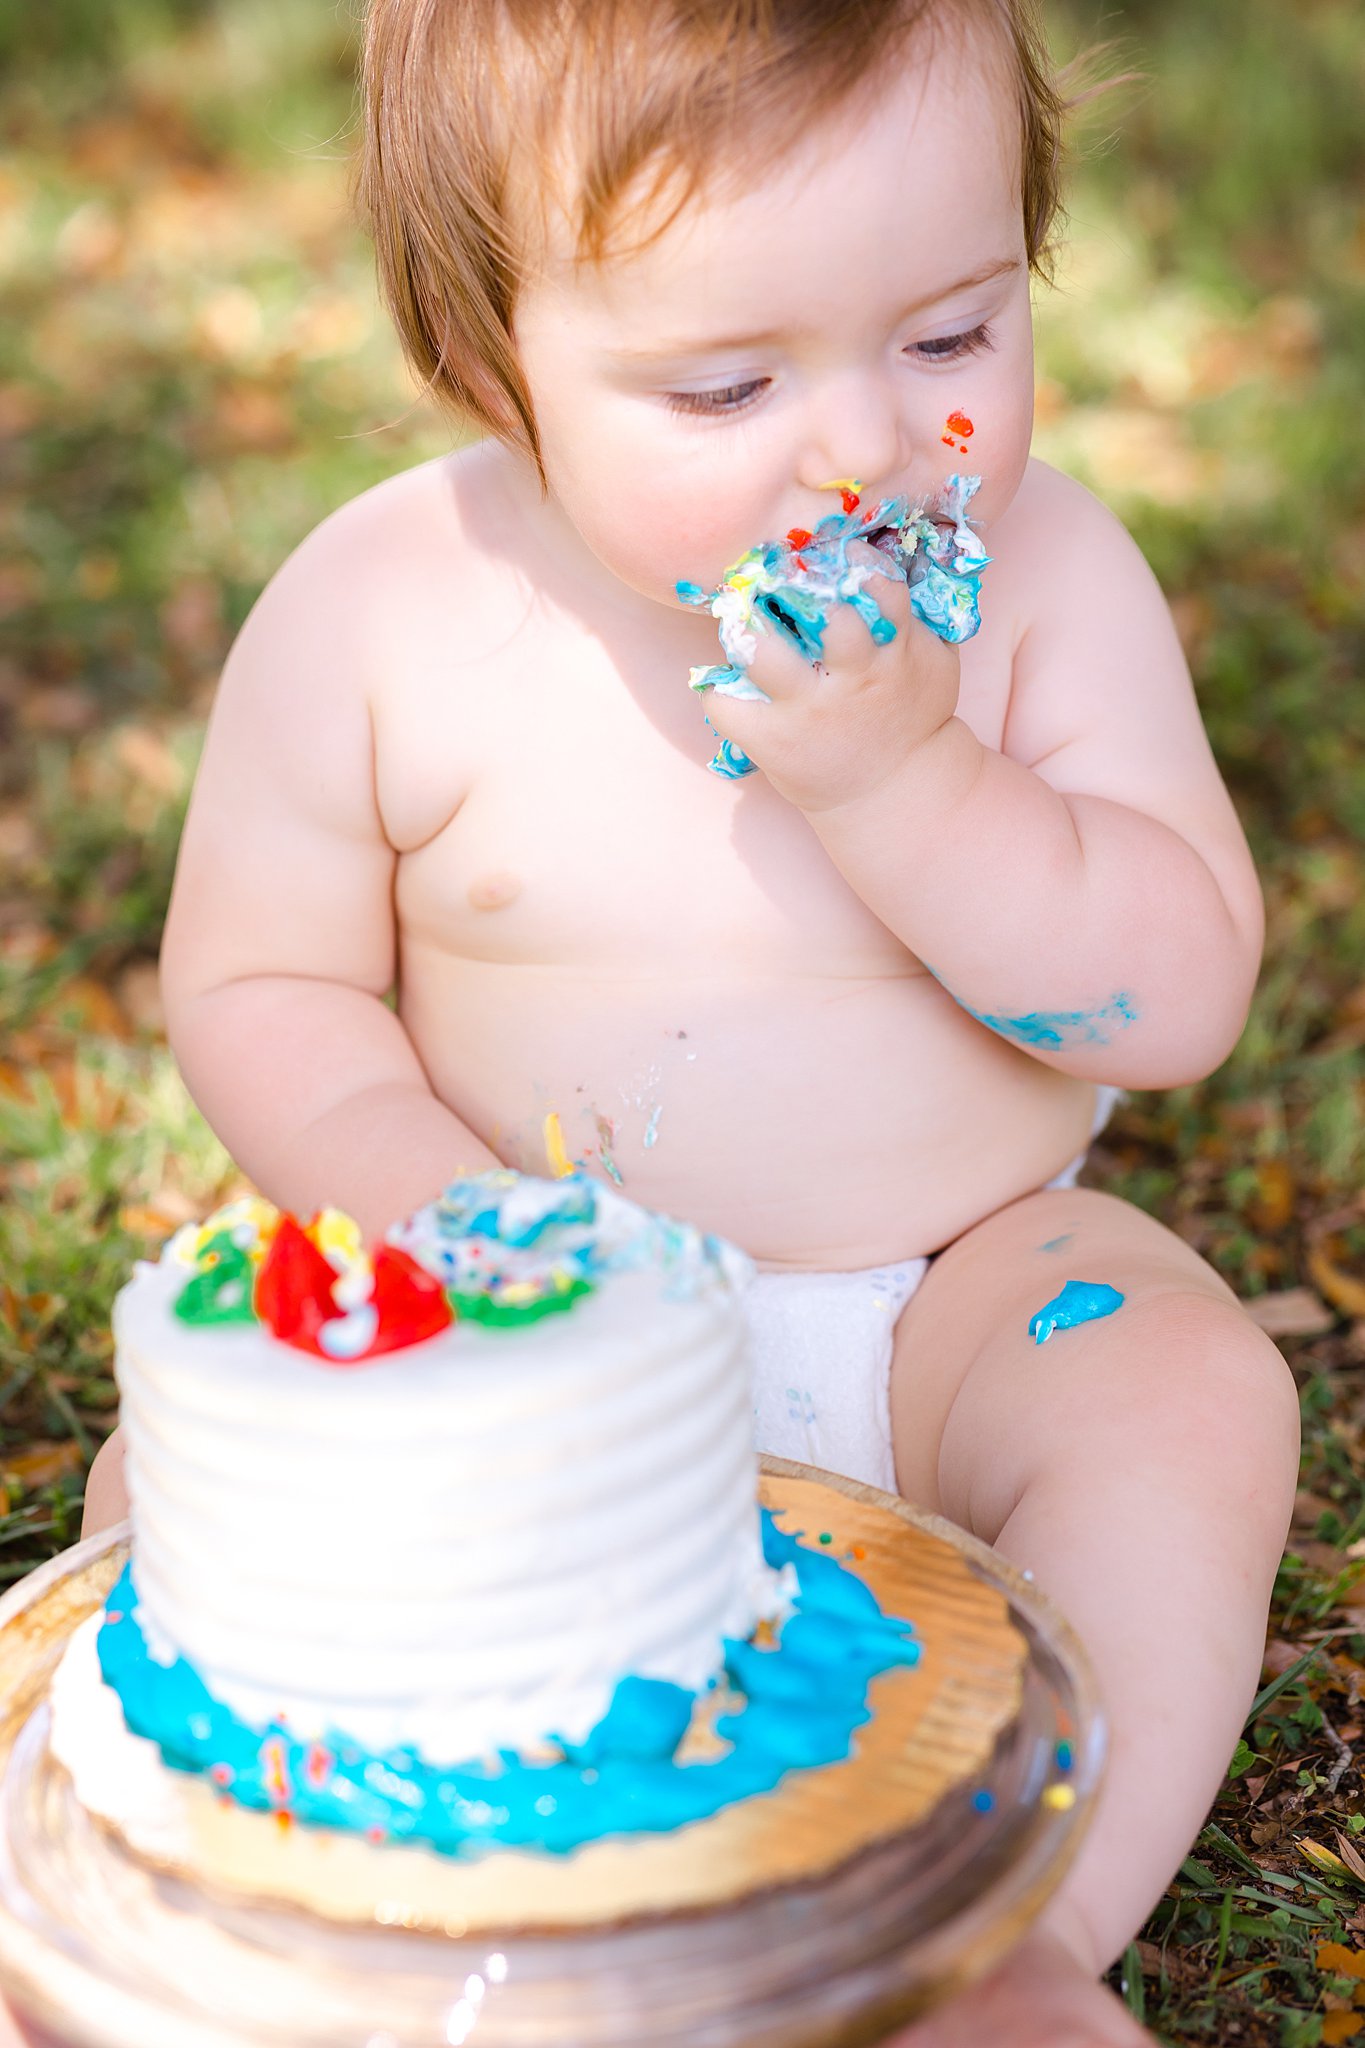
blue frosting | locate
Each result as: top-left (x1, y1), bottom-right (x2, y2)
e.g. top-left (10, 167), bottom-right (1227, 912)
top-left (97, 1511), bottom-right (920, 1858)
top-left (1028, 1279), bottom-right (1126, 1345)
top-left (960, 992), bottom-right (1139, 1051)
top-left (679, 477), bottom-right (990, 779)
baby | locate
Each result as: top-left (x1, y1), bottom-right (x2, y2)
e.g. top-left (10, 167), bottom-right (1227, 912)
top-left (78, 1), bottom-right (1300, 2042)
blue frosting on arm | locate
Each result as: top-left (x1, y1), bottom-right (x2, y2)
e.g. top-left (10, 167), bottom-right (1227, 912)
top-left (924, 971), bottom-right (1140, 1053)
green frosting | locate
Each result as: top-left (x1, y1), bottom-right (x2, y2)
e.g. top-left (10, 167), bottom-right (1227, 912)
top-left (446, 1277), bottom-right (594, 1328)
top-left (171, 1231), bottom-right (258, 1327)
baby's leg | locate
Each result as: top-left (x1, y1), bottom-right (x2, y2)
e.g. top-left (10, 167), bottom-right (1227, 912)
top-left (888, 1187), bottom-right (1298, 2040)
top-left (80, 1428), bottom-right (128, 1537)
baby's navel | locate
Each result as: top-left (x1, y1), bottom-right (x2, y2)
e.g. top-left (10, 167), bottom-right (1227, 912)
top-left (466, 871), bottom-right (522, 912)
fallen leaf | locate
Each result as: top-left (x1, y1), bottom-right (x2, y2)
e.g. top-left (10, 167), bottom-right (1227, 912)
top-left (1249, 1288), bottom-right (1336, 1337)
top-left (114, 960), bottom-right (164, 1036)
top-left (1304, 1838), bottom-right (1355, 1878)
top-left (1311, 1244), bottom-right (1365, 1321)
top-left (1320, 1942), bottom-right (1365, 1980)
top-left (1248, 1158), bottom-right (1297, 1233)
top-left (1339, 1835), bottom-right (1365, 1884)
top-left (113, 725), bottom-right (184, 798)
top-left (43, 976), bottom-right (129, 1041)
top-left (1296, 1539), bottom-right (1351, 1572)
top-left (1324, 2012), bottom-right (1364, 2043)
top-left (118, 1204), bottom-right (178, 1238)
top-left (0, 1442), bottom-right (83, 1491)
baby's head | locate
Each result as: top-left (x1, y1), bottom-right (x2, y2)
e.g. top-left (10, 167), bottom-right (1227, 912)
top-left (358, 0), bottom-right (1070, 606)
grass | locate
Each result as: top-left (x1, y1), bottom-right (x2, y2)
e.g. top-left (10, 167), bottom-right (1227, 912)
top-left (2, 0), bottom-right (1364, 2037)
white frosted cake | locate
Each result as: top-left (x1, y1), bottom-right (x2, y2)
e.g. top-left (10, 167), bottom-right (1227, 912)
top-left (59, 1166), bottom-right (946, 1889)
top-left (111, 1172), bottom-right (771, 1767)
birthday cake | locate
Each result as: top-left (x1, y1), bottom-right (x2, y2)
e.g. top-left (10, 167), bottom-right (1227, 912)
top-left (102, 1175), bottom-right (776, 1784)
top-left (43, 1170), bottom-right (1030, 1891)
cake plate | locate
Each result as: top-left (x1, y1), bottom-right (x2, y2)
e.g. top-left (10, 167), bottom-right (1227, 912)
top-left (0, 1459), bottom-right (1103, 2048)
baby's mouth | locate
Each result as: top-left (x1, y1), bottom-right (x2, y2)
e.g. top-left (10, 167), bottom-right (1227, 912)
top-left (861, 519), bottom-right (904, 561)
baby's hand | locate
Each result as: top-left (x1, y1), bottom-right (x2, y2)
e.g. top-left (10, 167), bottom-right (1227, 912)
top-left (698, 541), bottom-right (961, 813)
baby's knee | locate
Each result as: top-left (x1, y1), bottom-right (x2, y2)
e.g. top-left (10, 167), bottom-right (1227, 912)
top-left (81, 1427), bottom-right (129, 1539)
top-left (1123, 1291), bottom-right (1300, 1526)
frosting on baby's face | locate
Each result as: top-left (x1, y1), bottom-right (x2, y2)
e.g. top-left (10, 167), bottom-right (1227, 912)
top-left (512, 25), bottom-right (1034, 627)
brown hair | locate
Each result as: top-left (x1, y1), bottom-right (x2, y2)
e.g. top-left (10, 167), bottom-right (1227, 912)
top-left (355, 0), bottom-right (1072, 483)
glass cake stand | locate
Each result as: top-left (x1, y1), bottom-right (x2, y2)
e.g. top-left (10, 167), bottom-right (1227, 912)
top-left (0, 1459), bottom-right (1104, 2048)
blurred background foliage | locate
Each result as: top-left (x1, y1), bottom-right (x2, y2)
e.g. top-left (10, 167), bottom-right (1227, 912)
top-left (1, 1), bottom-right (1363, 2038)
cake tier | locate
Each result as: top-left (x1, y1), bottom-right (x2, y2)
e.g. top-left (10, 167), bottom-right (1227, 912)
top-left (114, 1199), bottom-right (763, 1767)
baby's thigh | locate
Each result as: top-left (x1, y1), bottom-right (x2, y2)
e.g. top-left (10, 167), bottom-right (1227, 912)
top-left (889, 1187), bottom-right (1299, 1540)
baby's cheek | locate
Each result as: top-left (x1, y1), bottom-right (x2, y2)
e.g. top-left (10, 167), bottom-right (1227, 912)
top-left (576, 474), bottom-right (774, 609)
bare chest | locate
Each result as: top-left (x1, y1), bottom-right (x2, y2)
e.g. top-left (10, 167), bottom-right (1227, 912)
top-left (372, 585), bottom-right (1017, 972)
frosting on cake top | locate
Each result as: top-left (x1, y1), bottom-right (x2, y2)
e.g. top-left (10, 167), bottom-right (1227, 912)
top-left (163, 1170), bottom-right (748, 1365)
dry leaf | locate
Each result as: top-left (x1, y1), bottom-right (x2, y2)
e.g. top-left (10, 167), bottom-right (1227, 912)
top-left (1324, 2012), bottom-right (1365, 2043)
top-left (113, 724), bottom-right (184, 798)
top-left (1310, 1244), bottom-right (1365, 1321)
top-left (1248, 1158), bottom-right (1297, 1233)
top-left (118, 1204), bottom-right (177, 1237)
top-left (115, 959), bottom-right (165, 1035)
top-left (1304, 1839), bottom-right (1354, 1878)
top-left (45, 975), bottom-right (127, 1038)
top-left (1338, 1835), bottom-right (1365, 1884)
top-left (1248, 1288), bottom-right (1335, 1337)
top-left (0, 1442), bottom-right (83, 1491)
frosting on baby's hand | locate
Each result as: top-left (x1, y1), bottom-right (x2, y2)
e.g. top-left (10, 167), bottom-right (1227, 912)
top-left (677, 476), bottom-right (990, 780)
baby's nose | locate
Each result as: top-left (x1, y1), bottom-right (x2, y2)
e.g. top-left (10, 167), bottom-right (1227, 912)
top-left (797, 369), bottom-right (910, 502)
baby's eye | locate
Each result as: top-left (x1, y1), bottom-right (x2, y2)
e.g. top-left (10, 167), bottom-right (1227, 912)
top-left (909, 322), bottom-right (994, 363)
top-left (665, 379), bottom-right (769, 418)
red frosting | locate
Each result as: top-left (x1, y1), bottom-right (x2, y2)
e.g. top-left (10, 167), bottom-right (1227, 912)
top-left (253, 1216), bottom-right (454, 1362)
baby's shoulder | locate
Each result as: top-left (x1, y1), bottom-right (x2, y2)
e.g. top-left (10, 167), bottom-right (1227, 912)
top-left (250, 445), bottom-right (502, 655)
top-left (989, 458), bottom-right (1160, 630)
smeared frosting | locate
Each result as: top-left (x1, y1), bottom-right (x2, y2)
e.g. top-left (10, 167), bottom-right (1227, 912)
top-left (97, 1512), bottom-right (918, 1856)
top-left (958, 991), bottom-right (1140, 1052)
top-left (1028, 1280), bottom-right (1126, 1345)
top-left (387, 1169), bottom-right (745, 1313)
top-left (678, 475), bottom-right (990, 778)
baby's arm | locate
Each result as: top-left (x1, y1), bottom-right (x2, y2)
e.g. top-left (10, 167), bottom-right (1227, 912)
top-left (160, 502), bottom-right (498, 1244)
top-left (713, 464), bottom-right (1263, 1088)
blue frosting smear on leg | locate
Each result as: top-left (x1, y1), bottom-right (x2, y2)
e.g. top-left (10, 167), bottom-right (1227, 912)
top-left (1028, 1280), bottom-right (1126, 1345)
top-left (95, 1509), bottom-right (921, 1859)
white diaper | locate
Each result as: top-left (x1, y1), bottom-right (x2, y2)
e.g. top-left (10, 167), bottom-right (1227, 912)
top-left (746, 1086), bottom-right (1123, 1491)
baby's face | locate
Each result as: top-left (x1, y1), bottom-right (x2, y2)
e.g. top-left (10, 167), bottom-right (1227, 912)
top-left (513, 25), bottom-right (1035, 614)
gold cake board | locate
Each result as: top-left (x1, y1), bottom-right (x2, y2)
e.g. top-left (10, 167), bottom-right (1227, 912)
top-left (0, 1461), bottom-right (1103, 2048)
top-left (35, 1468), bottom-right (1023, 1932)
